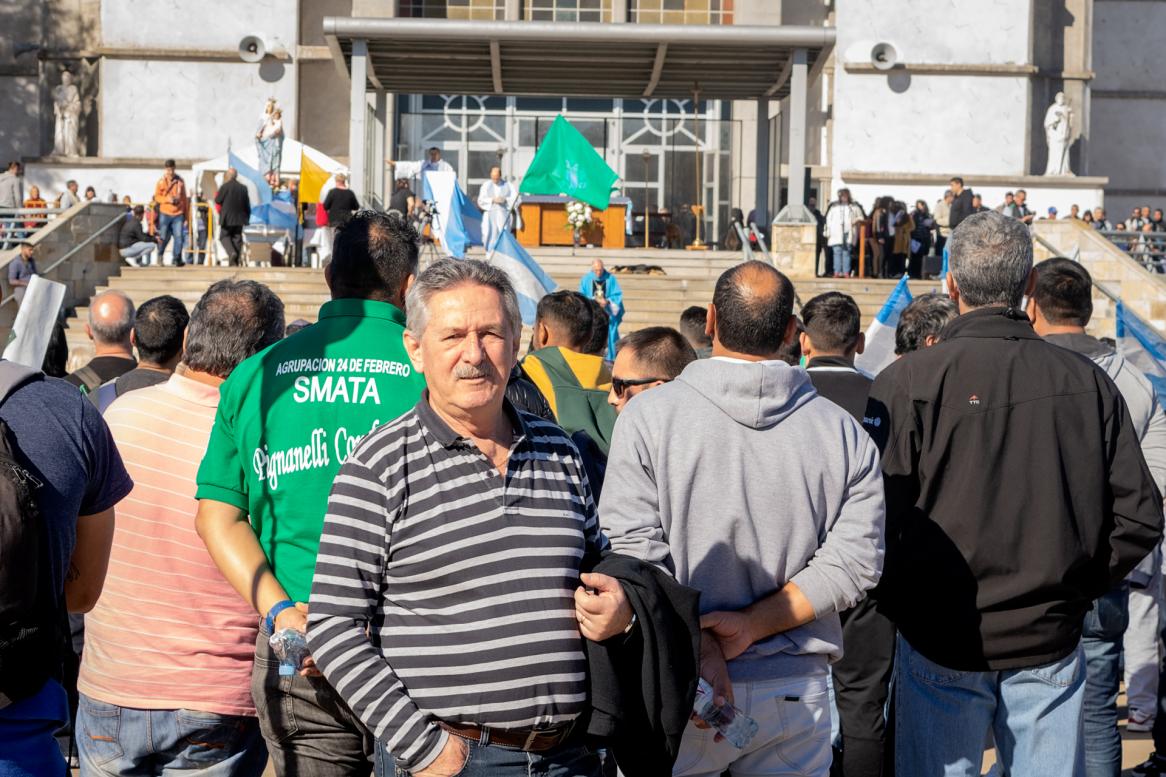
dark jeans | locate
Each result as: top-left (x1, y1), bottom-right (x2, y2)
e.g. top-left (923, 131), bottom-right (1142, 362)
top-left (1082, 584), bottom-right (1129, 777)
top-left (375, 737), bottom-right (601, 777)
top-left (832, 596), bottom-right (896, 777)
top-left (252, 629), bottom-right (374, 777)
top-left (221, 225), bottom-right (245, 266)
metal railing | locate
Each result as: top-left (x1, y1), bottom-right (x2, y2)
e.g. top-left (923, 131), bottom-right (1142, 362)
top-left (1097, 229), bottom-right (1166, 273)
top-left (0, 207), bottom-right (68, 239)
top-left (0, 211), bottom-right (128, 309)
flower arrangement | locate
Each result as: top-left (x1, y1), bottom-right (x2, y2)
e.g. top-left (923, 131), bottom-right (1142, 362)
top-left (566, 200), bottom-right (593, 230)
top-left (566, 199), bottom-right (593, 247)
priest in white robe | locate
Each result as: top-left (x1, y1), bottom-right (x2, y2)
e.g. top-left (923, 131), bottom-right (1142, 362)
top-left (390, 146), bottom-right (454, 182)
top-left (477, 165), bottom-right (516, 251)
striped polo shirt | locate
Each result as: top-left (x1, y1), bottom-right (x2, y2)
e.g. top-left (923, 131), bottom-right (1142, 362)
top-left (307, 394), bottom-right (605, 773)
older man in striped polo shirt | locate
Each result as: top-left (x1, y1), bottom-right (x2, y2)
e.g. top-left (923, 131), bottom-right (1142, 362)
top-left (307, 259), bottom-right (632, 777)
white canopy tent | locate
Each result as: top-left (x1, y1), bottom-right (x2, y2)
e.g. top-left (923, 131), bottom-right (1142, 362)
top-left (190, 140), bottom-right (346, 266)
top-left (191, 139), bottom-right (347, 198)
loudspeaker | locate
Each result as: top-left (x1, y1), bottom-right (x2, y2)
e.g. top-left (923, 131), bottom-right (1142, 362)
top-left (870, 42), bottom-right (899, 71)
top-left (238, 36), bottom-right (267, 63)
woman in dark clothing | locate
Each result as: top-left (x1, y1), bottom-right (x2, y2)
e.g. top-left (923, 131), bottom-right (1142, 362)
top-left (908, 199), bottom-right (935, 279)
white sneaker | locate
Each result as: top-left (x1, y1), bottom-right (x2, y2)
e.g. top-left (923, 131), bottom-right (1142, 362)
top-left (1129, 709), bottom-right (1155, 732)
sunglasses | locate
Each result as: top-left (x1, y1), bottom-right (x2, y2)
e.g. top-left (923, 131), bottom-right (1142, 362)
top-left (611, 376), bottom-right (667, 398)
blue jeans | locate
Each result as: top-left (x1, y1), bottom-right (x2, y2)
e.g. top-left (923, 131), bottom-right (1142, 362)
top-left (831, 244), bottom-right (852, 276)
top-left (157, 213), bottom-right (186, 265)
top-left (375, 737), bottom-right (601, 777)
top-left (76, 694), bottom-right (268, 776)
top-left (1081, 585), bottom-right (1129, 777)
top-left (895, 634), bottom-right (1085, 777)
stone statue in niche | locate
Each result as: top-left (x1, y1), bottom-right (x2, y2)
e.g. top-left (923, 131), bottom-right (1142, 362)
top-left (1043, 92), bottom-right (1074, 177)
top-left (52, 70), bottom-right (84, 157)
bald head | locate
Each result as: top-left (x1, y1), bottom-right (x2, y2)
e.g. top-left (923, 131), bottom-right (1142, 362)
top-left (225, 167), bottom-right (238, 181)
top-left (710, 260), bottom-right (796, 359)
top-left (87, 290), bottom-right (135, 351)
top-left (591, 259), bottom-right (606, 276)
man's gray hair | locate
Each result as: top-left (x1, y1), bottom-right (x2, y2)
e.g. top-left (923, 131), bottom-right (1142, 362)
top-left (948, 211), bottom-right (1033, 308)
top-left (406, 259), bottom-right (521, 338)
top-left (88, 290), bottom-right (135, 345)
top-left (184, 279), bottom-right (285, 379)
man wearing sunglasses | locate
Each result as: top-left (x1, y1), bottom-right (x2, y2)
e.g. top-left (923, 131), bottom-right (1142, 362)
top-left (608, 326), bottom-right (696, 414)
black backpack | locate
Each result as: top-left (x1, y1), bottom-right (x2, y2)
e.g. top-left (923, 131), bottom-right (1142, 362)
top-left (0, 362), bottom-right (58, 709)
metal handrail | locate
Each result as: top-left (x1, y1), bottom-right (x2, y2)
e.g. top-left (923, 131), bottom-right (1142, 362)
top-left (0, 211), bottom-right (127, 309)
top-left (1032, 231), bottom-right (1122, 304)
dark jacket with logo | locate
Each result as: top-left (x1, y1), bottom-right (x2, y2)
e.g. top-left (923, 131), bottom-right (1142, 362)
top-left (805, 355), bottom-right (873, 423)
top-left (863, 306), bottom-right (1163, 671)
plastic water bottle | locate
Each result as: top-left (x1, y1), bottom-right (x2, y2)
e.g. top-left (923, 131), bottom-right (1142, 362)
top-left (269, 628), bottom-right (311, 676)
top-left (692, 677), bottom-right (759, 749)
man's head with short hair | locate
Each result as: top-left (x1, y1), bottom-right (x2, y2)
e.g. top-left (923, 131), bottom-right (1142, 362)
top-left (132, 295), bottom-right (189, 369)
top-left (1141, 206), bottom-right (1152, 219)
top-left (489, 166), bottom-right (502, 183)
top-left (326, 210), bottom-right (420, 306)
top-left (947, 211), bottom-right (1034, 312)
top-left (66, 179), bottom-right (77, 192)
top-left (428, 147), bottom-right (442, 162)
top-left (1155, 209), bottom-right (1163, 221)
top-left (403, 259), bottom-right (521, 423)
top-left (799, 292), bottom-right (864, 362)
top-left (1028, 257), bottom-right (1093, 334)
top-left (678, 305), bottom-right (712, 351)
top-left (950, 177), bottom-right (964, 193)
top-left (19, 242), bottom-right (33, 260)
top-left (894, 294), bottom-right (958, 355)
top-left (533, 290), bottom-right (596, 352)
top-left (163, 159), bottom-right (176, 173)
top-left (86, 290), bottom-right (136, 352)
top-left (608, 327), bottom-right (696, 413)
top-left (709, 261), bottom-right (796, 360)
top-left (335, 172), bottom-right (348, 186)
top-left (1014, 189), bottom-right (1027, 205)
top-left (972, 194), bottom-right (983, 207)
top-left (225, 168), bottom-right (238, 182)
top-left (943, 191), bottom-right (954, 202)
top-left (183, 280), bottom-right (285, 379)
top-left (132, 204), bottom-right (144, 217)
top-left (583, 298), bottom-right (610, 357)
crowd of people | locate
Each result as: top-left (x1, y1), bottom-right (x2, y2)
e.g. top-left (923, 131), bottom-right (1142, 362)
top-left (815, 177), bottom-right (1166, 278)
top-left (1, 206), bottom-right (1165, 777)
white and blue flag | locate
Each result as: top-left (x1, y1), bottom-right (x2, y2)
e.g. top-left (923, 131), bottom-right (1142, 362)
top-left (1117, 301), bottom-right (1166, 404)
top-left (854, 274), bottom-right (914, 376)
top-left (487, 229), bottom-right (558, 326)
top-left (252, 189), bottom-right (298, 230)
top-left (228, 150), bottom-right (272, 207)
top-left (422, 170), bottom-right (482, 259)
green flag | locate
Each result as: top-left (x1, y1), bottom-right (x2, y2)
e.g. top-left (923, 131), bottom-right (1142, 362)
top-left (520, 115), bottom-right (619, 210)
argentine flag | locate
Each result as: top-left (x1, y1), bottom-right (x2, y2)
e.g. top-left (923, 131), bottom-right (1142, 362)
top-left (1117, 301), bottom-right (1166, 404)
top-left (487, 229), bottom-right (558, 326)
top-left (228, 150), bottom-right (272, 207)
top-left (854, 274), bottom-right (914, 376)
top-left (422, 170), bottom-right (482, 259)
top-left (252, 189), bottom-right (298, 230)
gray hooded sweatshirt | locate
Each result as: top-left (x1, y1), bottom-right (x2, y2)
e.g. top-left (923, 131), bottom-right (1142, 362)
top-left (1046, 333), bottom-right (1166, 584)
top-left (599, 357), bottom-right (885, 681)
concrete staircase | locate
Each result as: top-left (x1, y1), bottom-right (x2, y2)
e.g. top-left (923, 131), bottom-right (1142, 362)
top-left (64, 248), bottom-right (904, 359)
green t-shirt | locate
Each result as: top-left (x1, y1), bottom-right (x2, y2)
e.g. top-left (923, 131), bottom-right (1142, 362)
top-left (196, 298), bottom-right (425, 602)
